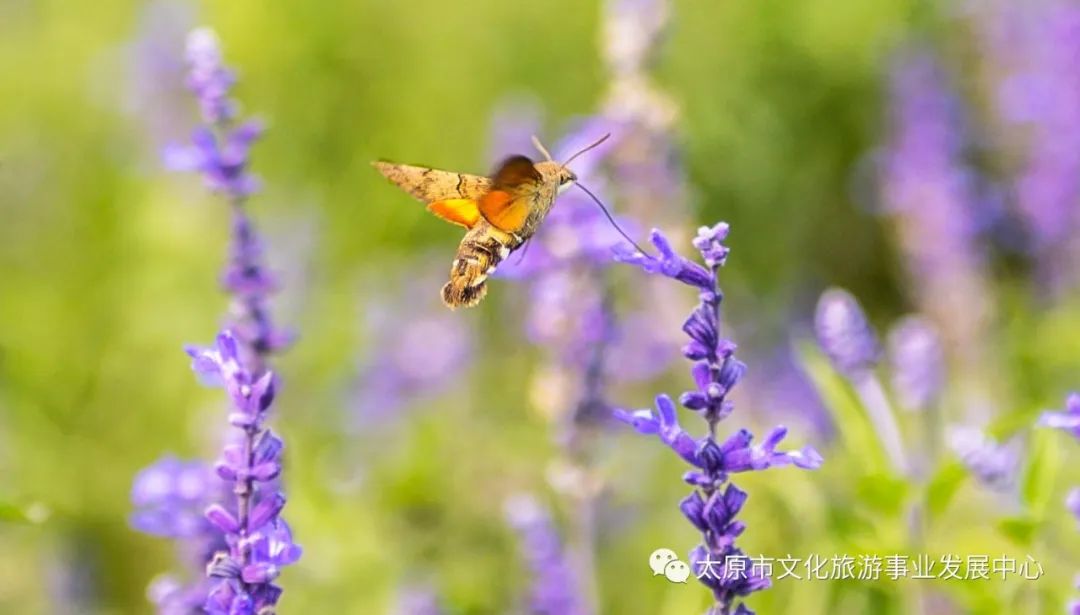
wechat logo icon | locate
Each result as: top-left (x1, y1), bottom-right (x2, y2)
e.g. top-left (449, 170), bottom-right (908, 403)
top-left (649, 548), bottom-right (690, 583)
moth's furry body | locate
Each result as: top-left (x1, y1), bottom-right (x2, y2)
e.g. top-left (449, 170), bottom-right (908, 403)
top-left (442, 221), bottom-right (518, 308)
top-left (373, 158), bottom-right (574, 309)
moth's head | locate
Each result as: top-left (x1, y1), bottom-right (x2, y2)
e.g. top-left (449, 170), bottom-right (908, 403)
top-left (530, 133), bottom-right (610, 190)
top-left (533, 160), bottom-right (576, 192)
top-left (556, 166), bottom-right (577, 185)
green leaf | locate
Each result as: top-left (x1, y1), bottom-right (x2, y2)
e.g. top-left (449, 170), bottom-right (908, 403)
top-left (1021, 427), bottom-right (1061, 518)
top-left (0, 500), bottom-right (48, 524)
top-left (925, 461), bottom-right (967, 521)
top-left (997, 515), bottom-right (1039, 546)
top-left (855, 472), bottom-right (908, 515)
top-left (795, 339), bottom-right (888, 475)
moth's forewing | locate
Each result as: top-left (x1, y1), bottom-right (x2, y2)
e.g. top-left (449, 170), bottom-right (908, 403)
top-left (477, 156), bottom-right (544, 233)
top-left (372, 161), bottom-right (491, 202)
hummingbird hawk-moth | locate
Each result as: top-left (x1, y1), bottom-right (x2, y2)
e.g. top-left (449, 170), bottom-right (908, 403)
top-left (373, 134), bottom-right (629, 309)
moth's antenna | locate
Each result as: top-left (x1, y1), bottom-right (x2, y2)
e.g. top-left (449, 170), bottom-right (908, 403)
top-left (531, 135), bottom-right (554, 162)
top-left (562, 133), bottom-right (612, 167)
top-left (572, 182), bottom-right (650, 255)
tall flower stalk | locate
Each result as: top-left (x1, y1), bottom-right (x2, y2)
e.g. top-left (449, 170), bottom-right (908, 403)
top-left (879, 51), bottom-right (1000, 430)
top-left (491, 5), bottom-right (685, 608)
top-left (814, 288), bottom-right (909, 475)
top-left (981, 1), bottom-right (1080, 294)
top-left (163, 27), bottom-right (291, 369)
top-left (494, 116), bottom-right (624, 615)
top-left (188, 332), bottom-right (300, 613)
top-left (614, 224), bottom-right (822, 615)
top-left (880, 52), bottom-right (993, 363)
top-left (505, 494), bottom-right (589, 615)
top-left (132, 27), bottom-right (300, 614)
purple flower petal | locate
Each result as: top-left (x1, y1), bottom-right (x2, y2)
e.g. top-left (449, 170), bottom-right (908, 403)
top-left (248, 493), bottom-right (286, 529)
top-left (205, 504), bottom-right (240, 534)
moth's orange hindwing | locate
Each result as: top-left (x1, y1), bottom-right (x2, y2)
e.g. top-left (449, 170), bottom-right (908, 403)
top-left (427, 199), bottom-right (481, 229)
top-left (478, 156), bottom-right (542, 233)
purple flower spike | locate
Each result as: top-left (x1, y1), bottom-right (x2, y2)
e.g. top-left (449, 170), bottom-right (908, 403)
top-left (504, 495), bottom-right (588, 615)
top-left (132, 26), bottom-right (299, 613)
top-left (613, 222), bottom-right (820, 614)
top-left (188, 331), bottom-right (299, 612)
top-left (613, 228), bottom-right (714, 289)
top-left (880, 50), bottom-right (994, 340)
top-left (985, 4), bottom-right (1080, 293)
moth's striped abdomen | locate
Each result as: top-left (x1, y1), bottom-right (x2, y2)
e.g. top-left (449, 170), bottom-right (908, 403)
top-left (440, 224), bottom-right (516, 309)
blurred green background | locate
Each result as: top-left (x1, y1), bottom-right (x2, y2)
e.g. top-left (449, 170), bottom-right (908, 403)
top-left (2, 0), bottom-right (1080, 613)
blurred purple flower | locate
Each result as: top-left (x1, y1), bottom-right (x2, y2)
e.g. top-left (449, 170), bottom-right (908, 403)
top-left (813, 288), bottom-right (881, 378)
top-left (603, 0), bottom-right (670, 76)
top-left (599, 0), bottom-right (690, 400)
top-left (390, 582), bottom-right (444, 615)
top-left (603, 311), bottom-right (679, 383)
top-left (989, 2), bottom-right (1080, 290)
top-left (488, 108), bottom-right (666, 432)
top-left (161, 28), bottom-right (263, 202)
top-left (814, 288), bottom-right (910, 474)
top-left (151, 24), bottom-right (291, 373)
top-left (220, 209), bottom-right (293, 372)
top-left (184, 27), bottom-right (237, 125)
top-left (131, 457), bottom-right (227, 614)
top-left (614, 224), bottom-right (820, 613)
top-left (131, 457), bottom-right (219, 539)
top-left (887, 316), bottom-right (945, 411)
top-left (947, 425), bottom-right (1019, 492)
top-left (163, 122), bottom-right (264, 198)
top-left (490, 103), bottom-right (676, 615)
top-left (121, 0), bottom-right (196, 149)
top-left (147, 574), bottom-right (215, 615)
top-left (162, 27), bottom-right (290, 372)
top-left (600, 0), bottom-right (683, 226)
top-left (1067, 488), bottom-right (1080, 522)
top-left (879, 51), bottom-right (993, 359)
top-left (352, 269), bottom-right (473, 426)
top-left (737, 349), bottom-right (833, 440)
top-left (505, 495), bottom-right (588, 615)
top-left (1039, 392), bottom-right (1080, 438)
